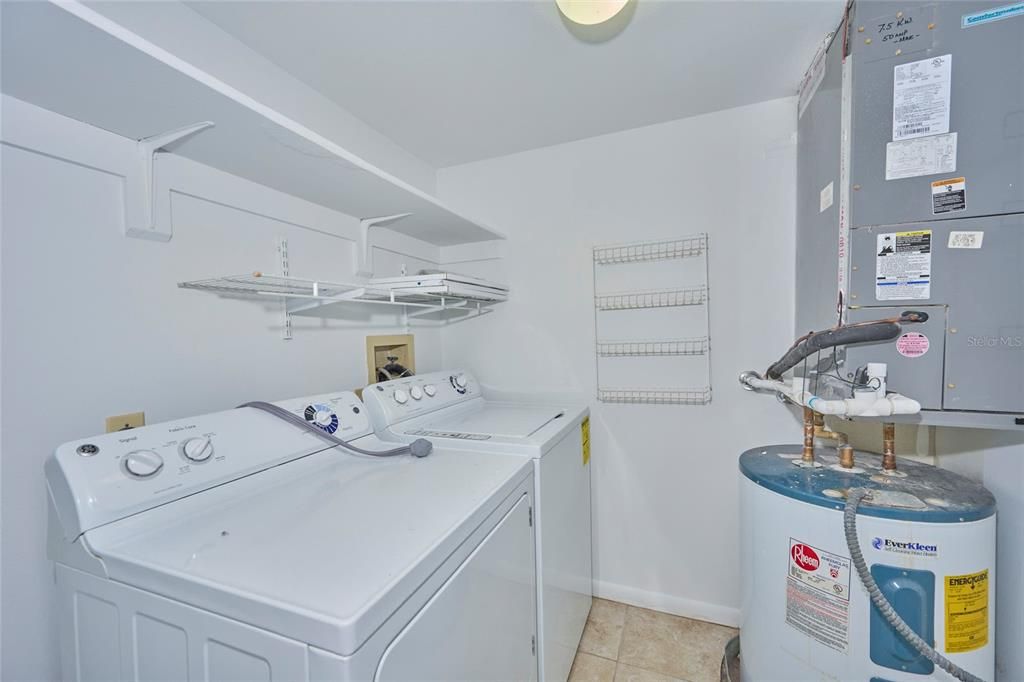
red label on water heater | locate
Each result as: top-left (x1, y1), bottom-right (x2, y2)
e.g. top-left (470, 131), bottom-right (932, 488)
top-left (791, 543), bottom-right (820, 571)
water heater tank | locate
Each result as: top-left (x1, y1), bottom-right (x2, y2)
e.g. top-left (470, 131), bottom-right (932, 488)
top-left (739, 445), bottom-right (995, 680)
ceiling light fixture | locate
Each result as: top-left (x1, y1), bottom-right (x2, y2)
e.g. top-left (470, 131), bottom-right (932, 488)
top-left (555, 0), bottom-right (631, 26)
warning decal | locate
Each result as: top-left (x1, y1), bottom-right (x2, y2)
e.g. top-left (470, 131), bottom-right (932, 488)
top-left (786, 539), bottom-right (851, 653)
top-left (945, 569), bottom-right (989, 653)
top-left (897, 332), bottom-right (930, 358)
top-left (581, 417), bottom-right (591, 466)
top-left (932, 177), bottom-right (966, 214)
top-left (877, 231), bottom-right (932, 301)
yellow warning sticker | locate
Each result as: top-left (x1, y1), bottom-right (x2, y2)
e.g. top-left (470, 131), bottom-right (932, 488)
top-left (945, 569), bottom-right (989, 653)
top-left (581, 417), bottom-right (591, 466)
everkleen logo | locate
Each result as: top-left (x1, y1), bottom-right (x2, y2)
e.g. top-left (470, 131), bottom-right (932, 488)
top-left (872, 536), bottom-right (938, 557)
top-left (791, 544), bottom-right (820, 571)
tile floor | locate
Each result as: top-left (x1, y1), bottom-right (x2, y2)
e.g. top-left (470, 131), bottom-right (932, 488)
top-left (569, 599), bottom-right (738, 682)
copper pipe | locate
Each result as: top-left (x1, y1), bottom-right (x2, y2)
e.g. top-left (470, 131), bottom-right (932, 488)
top-left (802, 407), bottom-right (816, 464)
top-left (882, 422), bottom-right (897, 471)
top-left (838, 444), bottom-right (855, 469)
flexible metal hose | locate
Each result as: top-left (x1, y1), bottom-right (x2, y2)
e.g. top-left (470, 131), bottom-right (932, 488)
top-left (239, 401), bottom-right (433, 458)
top-left (844, 488), bottom-right (985, 682)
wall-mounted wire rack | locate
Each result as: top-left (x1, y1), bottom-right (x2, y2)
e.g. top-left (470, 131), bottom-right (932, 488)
top-left (592, 235), bottom-right (706, 265)
top-left (596, 337), bottom-right (709, 357)
top-left (179, 272), bottom-right (496, 326)
top-left (597, 388), bottom-right (712, 405)
top-left (592, 234), bottom-right (711, 405)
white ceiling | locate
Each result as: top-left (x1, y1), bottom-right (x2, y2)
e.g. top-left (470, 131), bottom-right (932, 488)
top-left (186, 0), bottom-right (843, 168)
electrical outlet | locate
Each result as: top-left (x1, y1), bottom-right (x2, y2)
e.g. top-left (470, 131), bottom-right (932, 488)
top-left (106, 412), bottom-right (145, 433)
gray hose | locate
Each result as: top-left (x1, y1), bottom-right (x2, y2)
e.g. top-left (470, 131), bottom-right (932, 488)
top-left (239, 401), bottom-right (432, 458)
top-left (844, 488), bottom-right (985, 682)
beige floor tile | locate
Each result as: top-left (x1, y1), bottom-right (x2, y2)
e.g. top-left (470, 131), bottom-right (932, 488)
top-left (568, 653), bottom-right (617, 682)
top-left (613, 661), bottom-right (683, 682)
top-left (617, 606), bottom-right (737, 682)
top-left (579, 598), bottom-right (628, 659)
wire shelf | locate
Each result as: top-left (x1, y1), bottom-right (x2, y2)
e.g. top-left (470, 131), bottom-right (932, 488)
top-left (596, 337), bottom-right (709, 357)
top-left (594, 286), bottom-right (706, 311)
top-left (597, 388), bottom-right (712, 405)
top-left (593, 234), bottom-right (707, 265)
top-left (178, 272), bottom-right (499, 312)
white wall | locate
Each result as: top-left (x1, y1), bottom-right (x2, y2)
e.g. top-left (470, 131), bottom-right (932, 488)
top-left (437, 98), bottom-right (801, 624)
top-left (0, 97), bottom-right (442, 682)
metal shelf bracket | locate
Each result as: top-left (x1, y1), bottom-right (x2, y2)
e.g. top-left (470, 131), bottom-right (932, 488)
top-left (125, 121), bottom-right (214, 241)
top-left (354, 212), bottom-right (413, 277)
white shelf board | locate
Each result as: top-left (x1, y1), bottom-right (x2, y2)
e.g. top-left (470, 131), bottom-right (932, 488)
top-left (0, 1), bottom-right (504, 247)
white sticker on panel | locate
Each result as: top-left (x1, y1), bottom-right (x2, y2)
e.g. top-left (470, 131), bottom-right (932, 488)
top-left (949, 231), bottom-right (984, 249)
top-left (786, 539), bottom-right (851, 653)
top-left (893, 55), bottom-right (952, 141)
top-left (886, 132), bottom-right (957, 180)
top-left (820, 181), bottom-right (834, 212)
top-left (876, 230), bottom-right (932, 300)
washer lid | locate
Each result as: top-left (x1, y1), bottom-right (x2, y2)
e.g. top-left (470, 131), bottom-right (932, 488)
top-left (83, 441), bottom-right (531, 656)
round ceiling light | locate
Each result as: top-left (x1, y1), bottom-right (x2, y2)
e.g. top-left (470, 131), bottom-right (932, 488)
top-left (555, 0), bottom-right (631, 26)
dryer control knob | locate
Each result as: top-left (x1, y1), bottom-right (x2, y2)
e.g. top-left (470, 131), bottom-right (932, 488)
top-left (180, 437), bottom-right (214, 462)
top-left (393, 389), bottom-right (410, 405)
top-left (423, 384), bottom-right (437, 397)
top-left (314, 410), bottom-right (334, 427)
top-left (123, 450), bottom-right (164, 478)
top-left (454, 374), bottom-right (468, 388)
top-left (410, 386), bottom-right (424, 401)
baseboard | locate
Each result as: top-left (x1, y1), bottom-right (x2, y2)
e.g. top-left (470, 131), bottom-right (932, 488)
top-left (593, 579), bottom-right (740, 628)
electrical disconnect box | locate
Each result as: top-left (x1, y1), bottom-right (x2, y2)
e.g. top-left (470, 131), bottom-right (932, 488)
top-left (796, 0), bottom-right (1024, 428)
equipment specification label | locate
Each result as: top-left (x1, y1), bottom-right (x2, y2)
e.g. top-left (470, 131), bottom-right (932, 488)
top-left (893, 55), bottom-right (951, 140)
top-left (932, 177), bottom-right (966, 214)
top-left (786, 539), bottom-right (851, 653)
top-left (945, 569), bottom-right (989, 653)
top-left (876, 230), bottom-right (932, 300)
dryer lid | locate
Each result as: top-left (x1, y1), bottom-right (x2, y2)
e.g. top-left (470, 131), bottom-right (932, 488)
top-left (82, 441), bottom-right (531, 656)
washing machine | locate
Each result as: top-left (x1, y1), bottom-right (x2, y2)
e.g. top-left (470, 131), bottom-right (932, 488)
top-left (361, 369), bottom-right (592, 682)
top-left (46, 390), bottom-right (537, 681)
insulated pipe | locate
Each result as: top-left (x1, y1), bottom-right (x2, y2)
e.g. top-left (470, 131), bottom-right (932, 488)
top-left (765, 322), bottom-right (903, 380)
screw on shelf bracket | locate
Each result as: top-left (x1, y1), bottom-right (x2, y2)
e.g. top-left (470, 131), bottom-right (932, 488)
top-left (354, 213), bottom-right (413, 277)
top-left (125, 121), bottom-right (214, 241)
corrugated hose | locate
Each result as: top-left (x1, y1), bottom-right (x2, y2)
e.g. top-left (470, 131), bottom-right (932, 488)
top-left (844, 488), bottom-right (985, 682)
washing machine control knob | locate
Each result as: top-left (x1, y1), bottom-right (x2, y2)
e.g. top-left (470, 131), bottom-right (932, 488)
top-left (410, 386), bottom-right (424, 401)
top-left (454, 374), bottom-right (468, 388)
top-left (123, 450), bottom-right (164, 478)
top-left (393, 389), bottom-right (409, 405)
top-left (423, 384), bottom-right (437, 397)
top-left (314, 410), bottom-right (334, 427)
top-left (180, 437), bottom-right (214, 462)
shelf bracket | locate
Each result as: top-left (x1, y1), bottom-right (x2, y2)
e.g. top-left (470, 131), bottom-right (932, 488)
top-left (354, 213), bottom-right (413, 277)
top-left (126, 121), bottom-right (215, 241)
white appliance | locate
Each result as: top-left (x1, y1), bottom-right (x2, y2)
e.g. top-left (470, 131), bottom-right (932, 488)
top-left (46, 390), bottom-right (537, 681)
top-left (739, 444), bottom-right (996, 681)
top-left (361, 370), bottom-right (592, 682)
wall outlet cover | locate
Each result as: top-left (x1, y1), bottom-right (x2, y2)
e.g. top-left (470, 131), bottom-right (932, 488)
top-left (106, 412), bottom-right (145, 433)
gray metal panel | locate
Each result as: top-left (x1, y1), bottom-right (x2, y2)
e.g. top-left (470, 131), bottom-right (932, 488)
top-left (796, 32), bottom-right (845, 335)
top-left (848, 215), bottom-right (1024, 414)
top-left (850, 0), bottom-right (1024, 228)
top-left (844, 306), bottom-right (947, 409)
